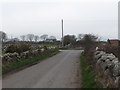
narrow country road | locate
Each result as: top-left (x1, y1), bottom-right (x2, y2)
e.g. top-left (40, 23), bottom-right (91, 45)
top-left (3, 50), bottom-right (82, 88)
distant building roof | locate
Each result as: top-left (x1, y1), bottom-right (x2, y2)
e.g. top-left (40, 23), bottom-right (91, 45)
top-left (6, 38), bottom-right (19, 42)
top-left (108, 39), bottom-right (120, 46)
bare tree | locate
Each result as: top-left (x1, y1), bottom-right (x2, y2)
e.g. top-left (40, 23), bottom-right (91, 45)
top-left (81, 34), bottom-right (98, 53)
top-left (49, 36), bottom-right (56, 40)
top-left (20, 35), bottom-right (26, 41)
top-left (80, 34), bottom-right (98, 65)
top-left (78, 34), bottom-right (84, 40)
top-left (34, 35), bottom-right (39, 42)
top-left (0, 31), bottom-right (7, 42)
top-left (40, 34), bottom-right (48, 41)
top-left (27, 34), bottom-right (34, 42)
top-left (63, 35), bottom-right (76, 46)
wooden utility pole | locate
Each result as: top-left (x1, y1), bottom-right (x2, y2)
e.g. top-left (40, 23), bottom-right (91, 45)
top-left (62, 19), bottom-right (64, 47)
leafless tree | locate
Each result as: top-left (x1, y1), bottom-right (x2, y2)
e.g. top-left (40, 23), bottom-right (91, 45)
top-left (78, 34), bottom-right (84, 40)
top-left (27, 34), bottom-right (34, 42)
top-left (40, 34), bottom-right (48, 41)
top-left (80, 34), bottom-right (98, 65)
top-left (81, 34), bottom-right (98, 53)
top-left (63, 35), bottom-right (76, 46)
top-left (0, 31), bottom-right (7, 42)
top-left (34, 35), bottom-right (39, 42)
top-left (20, 35), bottom-right (26, 41)
top-left (49, 36), bottom-right (56, 40)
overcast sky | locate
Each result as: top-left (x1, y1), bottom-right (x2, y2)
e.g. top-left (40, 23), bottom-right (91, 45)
top-left (1, 0), bottom-right (119, 40)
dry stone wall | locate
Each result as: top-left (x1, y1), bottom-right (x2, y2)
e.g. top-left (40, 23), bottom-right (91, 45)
top-left (2, 47), bottom-right (56, 64)
top-left (95, 51), bottom-right (120, 88)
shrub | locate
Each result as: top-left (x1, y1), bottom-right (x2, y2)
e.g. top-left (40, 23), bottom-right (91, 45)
top-left (43, 46), bottom-right (48, 50)
top-left (5, 45), bottom-right (19, 54)
top-left (81, 34), bottom-right (98, 65)
top-left (5, 44), bottom-right (31, 54)
top-left (98, 45), bottom-right (118, 58)
top-left (19, 44), bottom-right (31, 53)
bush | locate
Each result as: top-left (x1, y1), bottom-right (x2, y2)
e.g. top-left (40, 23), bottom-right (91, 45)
top-left (81, 34), bottom-right (97, 65)
top-left (5, 45), bottom-right (19, 54)
top-left (98, 45), bottom-right (118, 58)
top-left (5, 44), bottom-right (31, 54)
top-left (43, 46), bottom-right (48, 50)
top-left (19, 44), bottom-right (31, 53)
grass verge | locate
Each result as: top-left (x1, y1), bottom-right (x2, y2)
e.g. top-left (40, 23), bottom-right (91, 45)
top-left (80, 52), bottom-right (97, 88)
top-left (2, 49), bottom-right (60, 75)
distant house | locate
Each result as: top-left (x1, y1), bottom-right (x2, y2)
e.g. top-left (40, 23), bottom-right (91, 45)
top-left (6, 38), bottom-right (19, 42)
top-left (107, 39), bottom-right (120, 46)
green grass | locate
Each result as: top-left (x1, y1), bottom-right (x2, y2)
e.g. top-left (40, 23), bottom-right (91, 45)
top-left (80, 52), bottom-right (97, 88)
top-left (2, 49), bottom-right (60, 75)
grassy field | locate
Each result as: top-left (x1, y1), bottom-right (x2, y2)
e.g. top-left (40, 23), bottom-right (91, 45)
top-left (80, 52), bottom-right (97, 88)
top-left (2, 49), bottom-right (60, 75)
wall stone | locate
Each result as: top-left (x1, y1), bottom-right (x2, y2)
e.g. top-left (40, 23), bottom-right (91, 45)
top-left (95, 51), bottom-right (120, 88)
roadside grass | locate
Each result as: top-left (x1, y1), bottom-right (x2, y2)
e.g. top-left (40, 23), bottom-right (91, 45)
top-left (2, 49), bottom-right (60, 75)
top-left (80, 52), bottom-right (97, 88)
